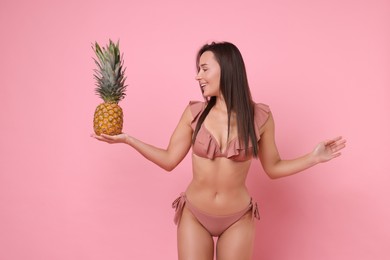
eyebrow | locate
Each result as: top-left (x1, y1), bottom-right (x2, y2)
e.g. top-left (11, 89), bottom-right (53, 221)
top-left (199, 63), bottom-right (208, 67)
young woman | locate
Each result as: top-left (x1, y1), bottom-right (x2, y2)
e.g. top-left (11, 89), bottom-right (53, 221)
top-left (92, 42), bottom-right (346, 260)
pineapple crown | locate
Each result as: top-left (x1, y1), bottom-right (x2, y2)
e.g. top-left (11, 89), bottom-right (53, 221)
top-left (92, 39), bottom-right (127, 103)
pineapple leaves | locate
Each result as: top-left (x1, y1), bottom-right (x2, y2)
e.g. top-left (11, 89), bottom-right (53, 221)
top-left (92, 39), bottom-right (127, 103)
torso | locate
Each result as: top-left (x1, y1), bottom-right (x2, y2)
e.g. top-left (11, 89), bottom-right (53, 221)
top-left (185, 100), bottom-right (270, 215)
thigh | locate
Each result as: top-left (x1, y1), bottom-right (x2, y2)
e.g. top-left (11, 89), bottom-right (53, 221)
top-left (216, 211), bottom-right (256, 260)
top-left (177, 205), bottom-right (214, 260)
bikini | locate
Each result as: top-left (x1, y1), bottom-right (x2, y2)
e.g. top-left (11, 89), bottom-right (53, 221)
top-left (172, 101), bottom-right (270, 237)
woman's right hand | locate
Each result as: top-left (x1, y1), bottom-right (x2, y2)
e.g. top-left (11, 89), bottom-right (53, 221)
top-left (91, 133), bottom-right (129, 144)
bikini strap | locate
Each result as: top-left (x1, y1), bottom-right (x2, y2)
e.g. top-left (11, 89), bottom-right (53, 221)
top-left (172, 192), bottom-right (186, 225)
top-left (251, 200), bottom-right (260, 220)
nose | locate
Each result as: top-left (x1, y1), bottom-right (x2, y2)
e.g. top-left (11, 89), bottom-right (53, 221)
top-left (195, 71), bottom-right (202, 81)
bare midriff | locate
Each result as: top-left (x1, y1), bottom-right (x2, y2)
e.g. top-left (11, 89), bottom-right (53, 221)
top-left (185, 153), bottom-right (253, 215)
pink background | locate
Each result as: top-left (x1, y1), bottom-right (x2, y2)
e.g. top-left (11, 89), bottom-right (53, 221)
top-left (1, 0), bottom-right (389, 259)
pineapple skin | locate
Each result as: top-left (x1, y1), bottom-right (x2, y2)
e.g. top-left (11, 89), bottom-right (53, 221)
top-left (93, 102), bottom-right (123, 135)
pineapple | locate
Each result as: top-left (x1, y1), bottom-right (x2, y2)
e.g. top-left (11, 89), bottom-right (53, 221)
top-left (92, 40), bottom-right (127, 135)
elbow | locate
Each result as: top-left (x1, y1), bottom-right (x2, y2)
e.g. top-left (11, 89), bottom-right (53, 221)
top-left (263, 159), bottom-right (282, 179)
top-left (163, 166), bottom-right (175, 172)
top-left (264, 168), bottom-right (281, 180)
top-left (266, 171), bottom-right (279, 180)
top-left (161, 162), bottom-right (178, 172)
top-left (152, 155), bottom-right (178, 172)
top-left (161, 154), bottom-right (186, 172)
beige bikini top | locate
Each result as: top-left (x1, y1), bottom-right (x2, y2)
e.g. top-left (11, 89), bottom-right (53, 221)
top-left (189, 101), bottom-right (270, 162)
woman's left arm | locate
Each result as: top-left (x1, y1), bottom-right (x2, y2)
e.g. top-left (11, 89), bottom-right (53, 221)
top-left (258, 112), bottom-right (346, 179)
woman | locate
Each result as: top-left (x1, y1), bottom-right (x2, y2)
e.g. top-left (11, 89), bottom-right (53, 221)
top-left (92, 42), bottom-right (346, 260)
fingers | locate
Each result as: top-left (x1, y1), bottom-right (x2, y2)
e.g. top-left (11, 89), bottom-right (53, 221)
top-left (334, 139), bottom-right (346, 152)
top-left (325, 136), bottom-right (343, 146)
top-left (332, 136), bottom-right (343, 142)
top-left (325, 136), bottom-right (347, 149)
top-left (99, 134), bottom-right (112, 141)
top-left (90, 133), bottom-right (115, 143)
top-left (330, 142), bottom-right (346, 152)
top-left (91, 133), bottom-right (127, 145)
top-left (318, 136), bottom-right (346, 162)
top-left (329, 139), bottom-right (346, 159)
top-left (332, 152), bottom-right (342, 159)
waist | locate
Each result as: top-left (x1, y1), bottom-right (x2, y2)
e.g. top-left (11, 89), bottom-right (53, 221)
top-left (185, 183), bottom-right (251, 215)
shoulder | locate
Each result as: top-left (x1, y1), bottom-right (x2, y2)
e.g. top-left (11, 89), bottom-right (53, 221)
top-left (253, 102), bottom-right (273, 140)
top-left (253, 102), bottom-right (271, 127)
top-left (188, 100), bottom-right (206, 117)
top-left (254, 102), bottom-right (270, 113)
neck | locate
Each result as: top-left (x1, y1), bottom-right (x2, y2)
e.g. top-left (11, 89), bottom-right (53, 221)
top-left (214, 94), bottom-right (227, 112)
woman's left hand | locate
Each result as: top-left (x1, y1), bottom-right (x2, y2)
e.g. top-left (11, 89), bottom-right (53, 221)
top-left (313, 136), bottom-right (347, 163)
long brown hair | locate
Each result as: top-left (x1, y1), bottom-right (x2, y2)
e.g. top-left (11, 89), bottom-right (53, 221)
top-left (192, 42), bottom-right (258, 157)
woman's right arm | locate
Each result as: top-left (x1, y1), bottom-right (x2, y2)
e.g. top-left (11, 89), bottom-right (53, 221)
top-left (92, 105), bottom-right (194, 172)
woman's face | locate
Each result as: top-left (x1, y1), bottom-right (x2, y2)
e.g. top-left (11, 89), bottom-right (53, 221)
top-left (195, 51), bottom-right (221, 97)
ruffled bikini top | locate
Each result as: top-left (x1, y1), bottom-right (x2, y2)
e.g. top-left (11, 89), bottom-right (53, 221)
top-left (189, 101), bottom-right (270, 162)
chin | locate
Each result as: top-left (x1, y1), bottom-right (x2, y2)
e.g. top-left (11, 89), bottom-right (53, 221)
top-left (202, 91), bottom-right (217, 98)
